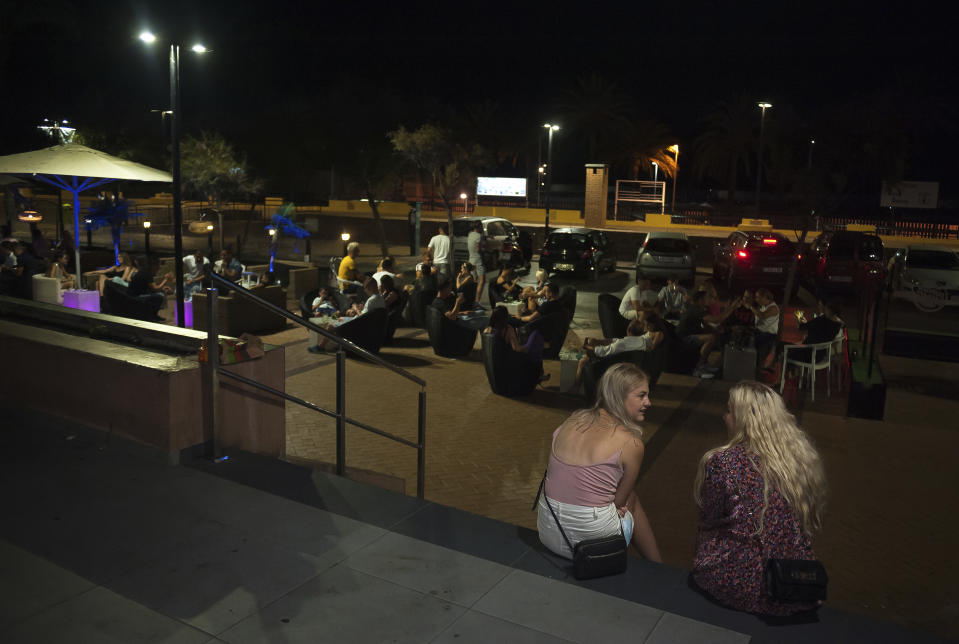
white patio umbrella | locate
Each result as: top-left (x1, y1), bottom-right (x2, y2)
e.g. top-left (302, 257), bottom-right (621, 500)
top-left (0, 143), bottom-right (172, 286)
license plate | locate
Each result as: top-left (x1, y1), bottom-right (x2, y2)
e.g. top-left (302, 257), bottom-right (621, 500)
top-left (555, 263), bottom-right (574, 271)
top-left (829, 275), bottom-right (853, 282)
top-left (762, 267), bottom-right (783, 273)
top-left (657, 257), bottom-right (681, 264)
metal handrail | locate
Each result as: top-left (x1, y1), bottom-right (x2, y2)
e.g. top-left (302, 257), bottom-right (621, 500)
top-left (203, 272), bottom-right (427, 497)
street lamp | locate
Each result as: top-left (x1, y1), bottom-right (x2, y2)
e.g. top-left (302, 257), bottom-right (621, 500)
top-left (669, 144), bottom-right (679, 212)
top-left (459, 192), bottom-right (468, 214)
top-left (143, 220), bottom-right (151, 256)
top-left (755, 102), bottom-right (772, 214)
top-left (808, 139), bottom-right (815, 170)
top-left (341, 231), bottom-right (350, 256)
top-left (542, 123), bottom-right (559, 234)
top-left (140, 30), bottom-right (208, 328)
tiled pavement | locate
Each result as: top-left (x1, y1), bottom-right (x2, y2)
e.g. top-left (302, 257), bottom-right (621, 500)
top-left (0, 412), bottom-right (756, 644)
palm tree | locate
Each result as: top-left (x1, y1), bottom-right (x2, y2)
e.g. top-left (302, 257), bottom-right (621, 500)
top-left (555, 73), bottom-right (633, 160)
top-left (692, 95), bottom-right (757, 203)
top-left (612, 117), bottom-right (677, 180)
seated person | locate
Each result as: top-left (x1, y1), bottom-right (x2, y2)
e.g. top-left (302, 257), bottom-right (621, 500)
top-left (724, 288), bottom-right (756, 331)
top-left (373, 255), bottom-right (402, 286)
top-left (657, 276), bottom-right (687, 320)
top-left (537, 363), bottom-right (661, 563)
top-left (127, 255), bottom-right (172, 321)
top-left (692, 381), bottom-right (826, 615)
top-left (431, 278), bottom-right (480, 327)
top-left (485, 305), bottom-right (545, 381)
top-left (182, 249), bottom-right (209, 299)
top-left (534, 269), bottom-right (548, 301)
top-left (309, 277), bottom-right (383, 353)
top-left (414, 251), bottom-right (438, 291)
top-left (48, 250), bottom-right (76, 290)
top-left (518, 286), bottom-right (538, 318)
top-left (310, 286), bottom-right (340, 317)
top-left (677, 290), bottom-right (720, 378)
top-left (214, 248), bottom-right (243, 283)
top-left (749, 288), bottom-right (780, 371)
top-left (620, 276), bottom-right (659, 320)
top-left (379, 274), bottom-right (403, 315)
top-left (455, 262), bottom-right (478, 309)
top-left (337, 241), bottom-right (361, 293)
top-left (788, 298), bottom-right (843, 363)
top-left (490, 266), bottom-right (521, 302)
top-left (96, 252), bottom-right (136, 295)
top-left (519, 282), bottom-right (563, 323)
top-left (575, 314), bottom-right (666, 388)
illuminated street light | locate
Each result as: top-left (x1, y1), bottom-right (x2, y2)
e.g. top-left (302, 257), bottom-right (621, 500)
top-left (542, 123), bottom-right (560, 234)
top-left (142, 220), bottom-right (152, 255)
top-left (459, 192), bottom-right (468, 214)
top-left (140, 29), bottom-right (209, 327)
top-left (755, 102), bottom-right (772, 213)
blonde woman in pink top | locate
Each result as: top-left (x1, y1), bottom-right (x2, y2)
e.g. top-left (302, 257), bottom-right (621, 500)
top-left (537, 363), bottom-right (662, 562)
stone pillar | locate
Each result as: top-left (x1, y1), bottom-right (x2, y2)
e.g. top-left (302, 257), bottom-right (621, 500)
top-left (584, 164), bottom-right (609, 229)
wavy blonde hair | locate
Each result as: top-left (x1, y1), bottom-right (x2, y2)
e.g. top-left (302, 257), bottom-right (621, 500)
top-left (570, 363), bottom-right (648, 437)
top-left (694, 381), bottom-right (827, 536)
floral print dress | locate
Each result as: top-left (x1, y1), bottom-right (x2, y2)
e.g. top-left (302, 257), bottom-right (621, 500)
top-left (692, 444), bottom-right (818, 616)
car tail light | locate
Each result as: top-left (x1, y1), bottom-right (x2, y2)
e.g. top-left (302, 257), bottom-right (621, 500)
top-left (736, 250), bottom-right (749, 259)
top-left (581, 248), bottom-right (594, 259)
top-left (762, 238), bottom-right (778, 245)
top-left (541, 248), bottom-right (550, 257)
top-left (797, 253), bottom-right (802, 259)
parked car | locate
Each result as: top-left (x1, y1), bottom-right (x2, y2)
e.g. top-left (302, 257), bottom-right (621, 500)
top-left (713, 231), bottom-right (796, 292)
top-left (893, 246), bottom-right (959, 312)
top-left (800, 231), bottom-right (884, 294)
top-left (539, 227), bottom-right (616, 280)
top-left (634, 232), bottom-right (695, 285)
top-left (451, 216), bottom-right (528, 273)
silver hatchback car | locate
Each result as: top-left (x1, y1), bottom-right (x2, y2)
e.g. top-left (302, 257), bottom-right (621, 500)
top-left (635, 232), bottom-right (695, 285)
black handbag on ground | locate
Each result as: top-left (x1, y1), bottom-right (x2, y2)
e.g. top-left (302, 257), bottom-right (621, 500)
top-left (533, 471), bottom-right (628, 580)
top-left (765, 558), bottom-right (828, 602)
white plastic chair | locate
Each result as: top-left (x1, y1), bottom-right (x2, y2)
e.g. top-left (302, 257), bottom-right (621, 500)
top-left (779, 341), bottom-right (833, 401)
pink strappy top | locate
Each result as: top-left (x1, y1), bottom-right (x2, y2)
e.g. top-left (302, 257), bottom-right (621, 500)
top-left (544, 427), bottom-right (623, 506)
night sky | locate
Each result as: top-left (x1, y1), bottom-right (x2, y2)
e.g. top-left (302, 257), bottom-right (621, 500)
top-left (2, 0), bottom-right (956, 199)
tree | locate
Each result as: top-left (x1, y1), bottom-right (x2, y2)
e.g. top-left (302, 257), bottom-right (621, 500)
top-left (340, 139), bottom-right (400, 257)
top-left (614, 116), bottom-right (677, 181)
top-left (556, 73), bottom-right (633, 161)
top-left (390, 124), bottom-right (485, 274)
top-left (181, 132), bottom-right (262, 209)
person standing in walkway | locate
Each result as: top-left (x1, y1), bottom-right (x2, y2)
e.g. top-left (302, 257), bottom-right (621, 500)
top-left (428, 224), bottom-right (451, 281)
top-left (466, 222), bottom-right (485, 306)
top-left (337, 241), bottom-right (361, 293)
top-left (537, 363), bottom-right (662, 562)
top-left (692, 380), bottom-right (827, 616)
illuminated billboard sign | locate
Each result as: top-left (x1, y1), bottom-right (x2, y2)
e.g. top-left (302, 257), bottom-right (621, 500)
top-left (476, 177), bottom-right (527, 197)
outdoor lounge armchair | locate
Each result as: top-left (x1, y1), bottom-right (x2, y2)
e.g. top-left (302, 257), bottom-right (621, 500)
top-left (661, 324), bottom-right (701, 375)
top-left (598, 292), bottom-right (628, 339)
top-left (557, 285), bottom-right (577, 319)
top-left (334, 307), bottom-right (388, 355)
top-left (193, 285), bottom-right (287, 336)
top-left (405, 288), bottom-right (437, 328)
top-left (519, 310), bottom-right (570, 360)
top-left (481, 332), bottom-right (541, 397)
top-left (101, 280), bottom-right (157, 321)
top-left (426, 306), bottom-right (477, 358)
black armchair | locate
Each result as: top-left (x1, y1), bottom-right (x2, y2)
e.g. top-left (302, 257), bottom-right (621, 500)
top-left (488, 282), bottom-right (506, 308)
top-left (582, 343), bottom-right (667, 404)
top-left (520, 310), bottom-right (570, 359)
top-left (426, 306), bottom-right (478, 357)
top-left (335, 307), bottom-right (388, 355)
top-left (299, 288), bottom-right (319, 319)
top-left (102, 281), bottom-right (157, 321)
top-left (557, 285), bottom-right (577, 319)
top-left (481, 333), bottom-right (541, 397)
top-left (383, 291), bottom-right (408, 346)
top-left (598, 293), bottom-right (628, 339)
top-left (405, 288), bottom-right (437, 328)
top-left (662, 324), bottom-right (701, 375)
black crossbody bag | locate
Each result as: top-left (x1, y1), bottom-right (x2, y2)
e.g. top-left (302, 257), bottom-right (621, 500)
top-left (533, 471), bottom-right (627, 580)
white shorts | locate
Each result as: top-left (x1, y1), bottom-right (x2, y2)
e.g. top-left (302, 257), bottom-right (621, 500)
top-left (537, 496), bottom-right (632, 560)
top-left (469, 256), bottom-right (485, 277)
top-left (621, 309), bottom-right (639, 320)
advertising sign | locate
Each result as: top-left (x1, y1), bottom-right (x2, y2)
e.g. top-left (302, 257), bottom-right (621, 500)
top-left (476, 177), bottom-right (527, 197)
top-left (880, 181), bottom-right (939, 209)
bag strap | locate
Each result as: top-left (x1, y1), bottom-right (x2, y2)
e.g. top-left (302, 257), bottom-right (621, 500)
top-left (532, 469), bottom-right (575, 555)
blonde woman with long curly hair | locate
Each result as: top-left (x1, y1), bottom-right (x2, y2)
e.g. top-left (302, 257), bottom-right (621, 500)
top-left (692, 380), bottom-right (827, 615)
top-left (537, 363), bottom-right (661, 562)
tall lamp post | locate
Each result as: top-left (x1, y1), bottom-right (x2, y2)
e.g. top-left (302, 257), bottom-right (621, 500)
top-left (143, 220), bottom-right (151, 256)
top-left (460, 192), bottom-right (468, 214)
top-left (755, 102), bottom-right (772, 214)
top-left (669, 144), bottom-right (679, 213)
top-left (543, 123), bottom-right (559, 234)
top-left (140, 31), bottom-right (208, 328)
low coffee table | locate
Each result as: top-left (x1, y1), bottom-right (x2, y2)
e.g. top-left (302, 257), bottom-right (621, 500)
top-left (558, 347), bottom-right (584, 393)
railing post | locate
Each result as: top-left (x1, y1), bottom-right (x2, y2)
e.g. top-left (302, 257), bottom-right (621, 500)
top-left (417, 389), bottom-right (426, 499)
top-left (206, 288), bottom-right (221, 459)
top-left (335, 347), bottom-right (346, 477)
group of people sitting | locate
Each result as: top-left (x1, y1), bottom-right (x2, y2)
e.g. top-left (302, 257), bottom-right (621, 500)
top-left (538, 363), bottom-right (828, 616)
